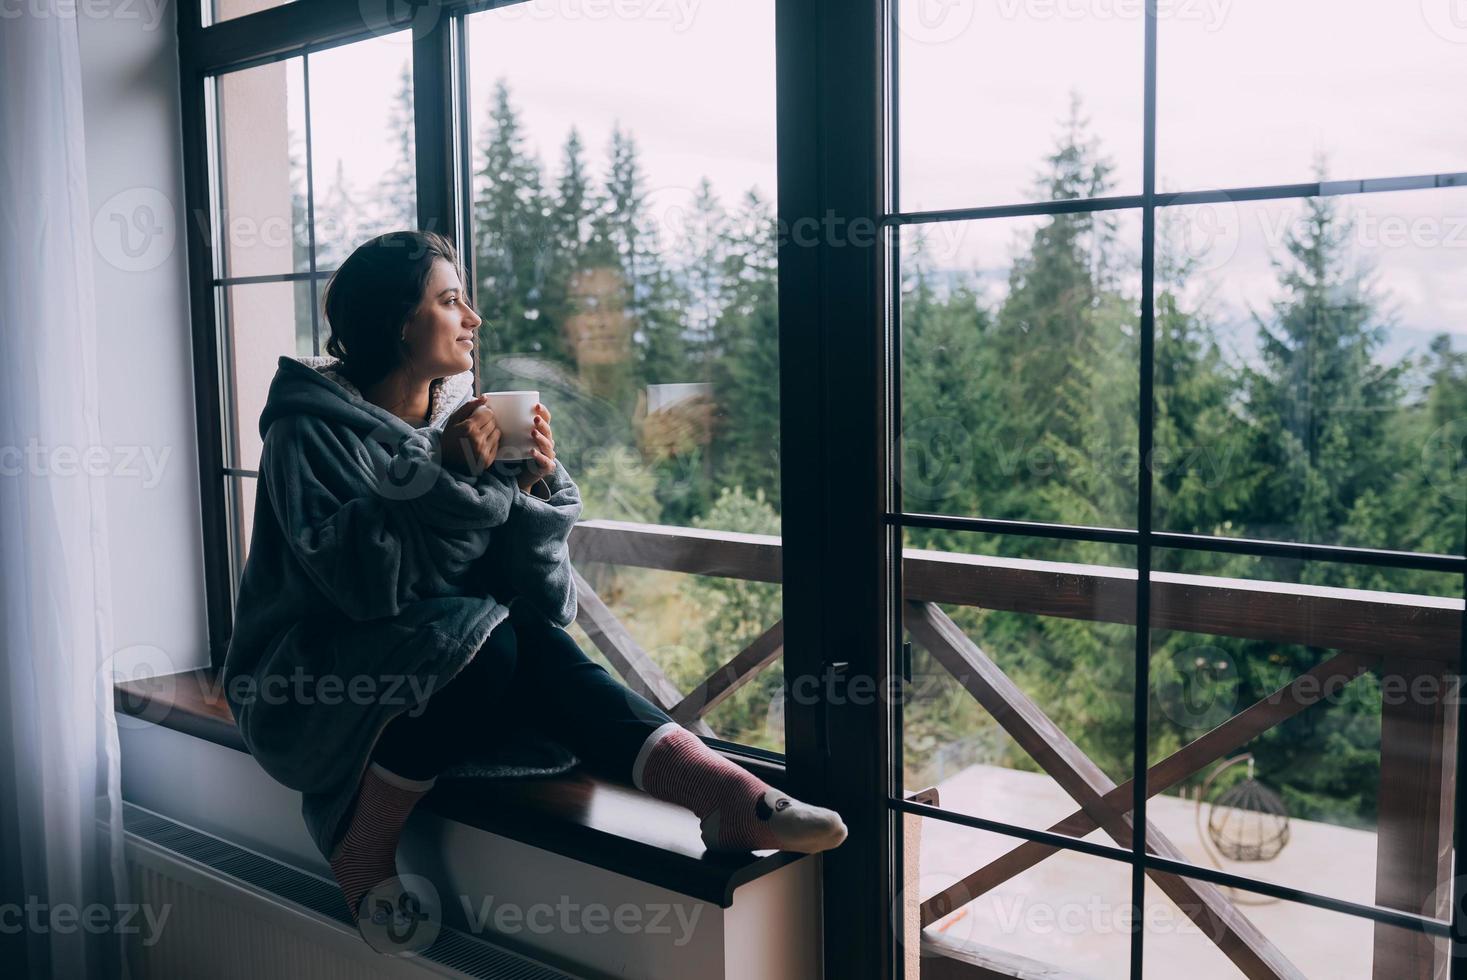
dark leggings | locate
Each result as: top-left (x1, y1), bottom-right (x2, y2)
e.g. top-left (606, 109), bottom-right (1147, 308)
top-left (370, 600), bottom-right (674, 782)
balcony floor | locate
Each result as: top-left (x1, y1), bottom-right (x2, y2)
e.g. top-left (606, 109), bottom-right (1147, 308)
top-left (920, 763), bottom-right (1385, 979)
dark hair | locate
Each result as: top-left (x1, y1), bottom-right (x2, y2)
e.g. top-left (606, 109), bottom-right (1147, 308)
top-left (322, 230), bottom-right (466, 391)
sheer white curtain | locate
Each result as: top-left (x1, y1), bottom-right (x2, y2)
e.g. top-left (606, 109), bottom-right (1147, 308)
top-left (0, 4), bottom-right (129, 978)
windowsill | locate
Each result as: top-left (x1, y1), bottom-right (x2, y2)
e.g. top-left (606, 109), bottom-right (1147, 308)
top-left (114, 667), bottom-right (807, 907)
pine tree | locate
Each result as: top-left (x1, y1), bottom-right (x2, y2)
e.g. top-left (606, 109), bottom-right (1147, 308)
top-left (472, 79), bottom-right (558, 359)
top-left (1242, 182), bottom-right (1405, 554)
top-left (602, 125), bottom-right (689, 390)
top-left (684, 178), bottom-right (728, 368)
top-left (981, 94), bottom-right (1128, 531)
top-left (315, 159), bottom-right (360, 271)
top-left (375, 62), bottom-right (417, 232)
top-left (706, 189), bottom-right (780, 513)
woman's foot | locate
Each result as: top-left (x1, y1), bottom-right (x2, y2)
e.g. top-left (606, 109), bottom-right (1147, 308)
top-left (634, 722), bottom-right (849, 854)
top-left (700, 787), bottom-right (848, 854)
top-left (328, 762), bottom-right (436, 921)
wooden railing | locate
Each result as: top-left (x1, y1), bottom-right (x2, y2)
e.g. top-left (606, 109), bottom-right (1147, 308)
top-left (567, 518), bottom-right (1462, 980)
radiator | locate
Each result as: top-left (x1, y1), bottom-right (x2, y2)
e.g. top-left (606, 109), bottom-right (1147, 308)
top-left (121, 803), bottom-right (584, 980)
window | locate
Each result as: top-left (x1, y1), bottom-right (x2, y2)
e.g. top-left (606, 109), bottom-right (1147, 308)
top-left (179, 3), bottom-right (1467, 977)
top-left (189, 2), bottom-right (786, 762)
top-left (205, 32), bottom-right (415, 606)
top-left (461, 1), bottom-right (784, 754)
top-left (893, 2), bottom-right (1466, 978)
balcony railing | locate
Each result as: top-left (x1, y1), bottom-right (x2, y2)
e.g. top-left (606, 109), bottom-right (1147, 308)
top-left (568, 518), bottom-right (1462, 980)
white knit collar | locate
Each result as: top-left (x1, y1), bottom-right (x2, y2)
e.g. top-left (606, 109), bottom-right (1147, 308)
top-left (293, 355), bottom-right (473, 429)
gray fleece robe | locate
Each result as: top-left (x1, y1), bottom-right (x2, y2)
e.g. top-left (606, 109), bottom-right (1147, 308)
top-left (222, 354), bottom-right (582, 859)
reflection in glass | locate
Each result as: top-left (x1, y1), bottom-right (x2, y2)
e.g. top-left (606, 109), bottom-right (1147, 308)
top-left (465, 0), bottom-right (783, 751)
top-left (222, 281), bottom-right (315, 471)
top-left (205, 0), bottom-right (296, 28)
top-left (216, 57), bottom-right (307, 277)
top-left (307, 34), bottom-right (417, 268)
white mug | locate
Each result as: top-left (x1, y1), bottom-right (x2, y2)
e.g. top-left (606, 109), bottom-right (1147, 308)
top-left (484, 390), bottom-right (539, 462)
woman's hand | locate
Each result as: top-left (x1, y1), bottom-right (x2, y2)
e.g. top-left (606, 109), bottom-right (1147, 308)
top-left (441, 394), bottom-right (501, 476)
top-left (516, 403), bottom-right (556, 492)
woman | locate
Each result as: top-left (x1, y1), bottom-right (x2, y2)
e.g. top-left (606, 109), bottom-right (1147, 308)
top-left (221, 230), bottom-right (846, 938)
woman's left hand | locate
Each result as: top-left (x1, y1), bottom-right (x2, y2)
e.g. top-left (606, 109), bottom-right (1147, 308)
top-left (516, 403), bottom-right (557, 492)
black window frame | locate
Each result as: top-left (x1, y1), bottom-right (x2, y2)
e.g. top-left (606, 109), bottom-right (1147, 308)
top-left (178, 0), bottom-right (854, 912)
top-left (179, 2), bottom-right (1467, 978)
top-left (882, 4), bottom-right (1467, 980)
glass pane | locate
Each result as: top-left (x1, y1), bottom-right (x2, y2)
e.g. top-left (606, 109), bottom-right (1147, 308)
top-left (227, 474), bottom-right (259, 594)
top-left (308, 34), bottom-right (417, 269)
top-left (221, 281), bottom-right (315, 470)
top-left (205, 0), bottom-right (296, 28)
top-left (465, 1), bottom-right (782, 750)
top-left (1157, 1), bottom-right (1467, 193)
top-left (896, 0), bottom-right (1143, 213)
top-left (899, 210), bottom-right (1141, 528)
top-left (215, 57), bottom-right (308, 278)
top-left (1143, 874), bottom-right (1449, 979)
top-left (901, 527), bottom-right (1136, 844)
top-left (903, 816), bottom-right (1133, 978)
top-left (1147, 548), bottom-right (1460, 910)
top-left (1152, 187), bottom-right (1467, 554)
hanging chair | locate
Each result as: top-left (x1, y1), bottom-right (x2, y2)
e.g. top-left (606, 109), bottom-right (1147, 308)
top-left (1206, 756), bottom-right (1291, 863)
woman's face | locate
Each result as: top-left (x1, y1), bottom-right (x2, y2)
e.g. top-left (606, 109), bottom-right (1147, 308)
top-left (403, 257), bottom-right (482, 378)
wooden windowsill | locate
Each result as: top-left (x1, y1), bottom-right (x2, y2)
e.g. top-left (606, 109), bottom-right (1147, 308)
top-left (114, 667), bottom-right (807, 908)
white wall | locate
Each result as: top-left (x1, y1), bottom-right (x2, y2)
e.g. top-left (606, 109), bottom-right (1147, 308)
top-left (78, 0), bottom-right (209, 675)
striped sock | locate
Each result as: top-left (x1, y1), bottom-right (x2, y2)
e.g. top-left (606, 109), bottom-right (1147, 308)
top-left (633, 722), bottom-right (847, 854)
top-left (328, 762), bottom-right (436, 920)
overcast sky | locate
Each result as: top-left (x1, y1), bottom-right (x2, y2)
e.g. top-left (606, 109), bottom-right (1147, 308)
top-left (294, 0), bottom-right (1464, 352)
